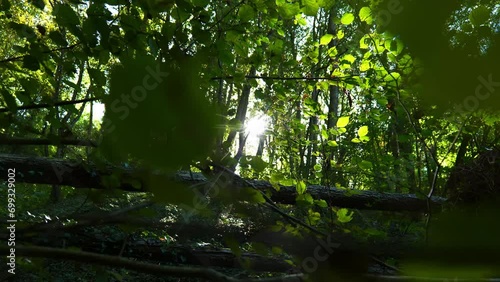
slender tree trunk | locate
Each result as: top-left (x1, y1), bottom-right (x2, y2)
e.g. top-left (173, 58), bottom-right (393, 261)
top-left (225, 66), bottom-right (256, 168)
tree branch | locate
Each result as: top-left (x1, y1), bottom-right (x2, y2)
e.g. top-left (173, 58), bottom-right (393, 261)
top-left (0, 137), bottom-right (97, 147)
top-left (210, 75), bottom-right (359, 81)
top-left (0, 245), bottom-right (301, 281)
top-left (0, 43), bottom-right (81, 64)
top-left (0, 97), bottom-right (100, 113)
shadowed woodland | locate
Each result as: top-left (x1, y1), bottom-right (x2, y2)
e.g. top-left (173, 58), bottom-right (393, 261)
top-left (1, 0), bottom-right (500, 281)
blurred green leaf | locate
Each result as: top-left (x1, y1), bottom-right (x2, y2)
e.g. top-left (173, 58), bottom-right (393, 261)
top-left (302, 0), bottom-right (319, 16)
top-left (469, 5), bottom-right (490, 26)
top-left (336, 208), bottom-right (353, 223)
top-left (341, 13), bottom-right (355, 25)
top-left (53, 4), bottom-right (80, 26)
top-left (359, 160), bottom-right (373, 170)
top-left (320, 34), bottom-right (334, 45)
top-left (358, 126), bottom-right (369, 137)
top-left (1, 90), bottom-right (18, 111)
top-left (23, 55), bottom-right (39, 71)
top-left (327, 140), bottom-right (338, 147)
top-left (238, 4), bottom-right (255, 21)
top-left (101, 53), bottom-right (216, 169)
top-left (296, 180), bottom-right (306, 195)
top-left (359, 7), bottom-right (372, 24)
top-left (336, 116), bottom-right (349, 127)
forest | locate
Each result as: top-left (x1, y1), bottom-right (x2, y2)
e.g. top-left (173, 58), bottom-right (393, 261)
top-left (1, 0), bottom-right (500, 281)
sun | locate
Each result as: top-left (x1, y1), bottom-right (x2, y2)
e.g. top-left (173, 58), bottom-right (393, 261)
top-left (245, 116), bottom-right (268, 136)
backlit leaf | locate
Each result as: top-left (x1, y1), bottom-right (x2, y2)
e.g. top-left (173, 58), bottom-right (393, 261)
top-left (341, 13), bottom-right (355, 25)
top-left (358, 126), bottom-right (369, 137)
top-left (296, 180), bottom-right (307, 195)
top-left (336, 116), bottom-right (349, 127)
top-left (320, 34), bottom-right (334, 45)
top-left (336, 208), bottom-right (353, 223)
top-left (359, 7), bottom-right (372, 24)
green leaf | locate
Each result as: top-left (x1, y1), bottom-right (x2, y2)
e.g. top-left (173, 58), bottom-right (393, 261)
top-left (384, 72), bottom-right (401, 82)
top-left (342, 54), bottom-right (356, 63)
top-left (327, 140), bottom-right (338, 147)
top-left (320, 34), bottom-right (334, 45)
top-left (53, 4), bottom-right (80, 26)
top-left (87, 68), bottom-right (106, 86)
top-left (315, 199), bottom-right (328, 208)
top-left (271, 173), bottom-right (283, 183)
top-left (360, 60), bottom-right (371, 71)
top-left (340, 13), bottom-right (355, 25)
top-left (279, 179), bottom-right (294, 186)
top-left (337, 29), bottom-right (344, 39)
top-left (336, 116), bottom-right (349, 127)
top-left (313, 164), bottom-right (322, 171)
top-left (238, 4), bottom-right (255, 22)
top-left (302, 0), bottom-right (319, 16)
top-left (249, 190), bottom-right (266, 204)
top-left (225, 237), bottom-right (242, 257)
top-left (9, 23), bottom-right (36, 41)
top-left (321, 129), bottom-right (328, 140)
top-left (358, 126), bottom-right (369, 137)
top-left (360, 135), bottom-right (370, 142)
top-left (100, 54), bottom-right (216, 169)
top-left (120, 14), bottom-right (142, 30)
top-left (318, 81), bottom-right (330, 92)
top-left (392, 39), bottom-right (404, 55)
top-left (336, 208), bottom-right (353, 223)
top-left (359, 160), bottom-right (373, 170)
top-left (327, 46), bottom-right (338, 58)
top-left (351, 138), bottom-right (361, 143)
top-left (296, 180), bottom-right (307, 195)
top-left (192, 0), bottom-right (209, 7)
top-left (469, 5), bottom-right (490, 26)
top-left (48, 30), bottom-right (68, 46)
top-left (234, 40), bottom-right (248, 57)
top-left (359, 35), bottom-right (370, 49)
top-left (250, 156), bottom-right (268, 173)
top-left (359, 7), bottom-right (372, 24)
top-left (99, 50), bottom-right (110, 65)
top-left (23, 55), bottom-right (39, 71)
top-left (272, 247), bottom-right (283, 255)
top-left (295, 14), bottom-right (307, 25)
top-left (296, 193), bottom-right (314, 204)
top-left (461, 23), bottom-right (473, 32)
top-left (365, 228), bottom-right (386, 237)
top-left (277, 1), bottom-right (301, 18)
top-left (225, 30), bottom-right (240, 43)
top-left (307, 209), bottom-right (321, 224)
top-left (270, 39), bottom-right (284, 56)
top-left (19, 78), bottom-right (38, 97)
top-left (1, 90), bottom-right (18, 111)
top-left (385, 38), bottom-right (404, 56)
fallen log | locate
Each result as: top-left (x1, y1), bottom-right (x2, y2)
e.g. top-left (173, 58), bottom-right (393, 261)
top-left (0, 154), bottom-right (445, 212)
